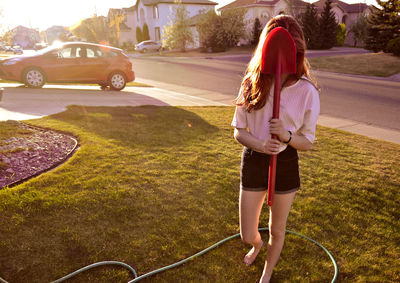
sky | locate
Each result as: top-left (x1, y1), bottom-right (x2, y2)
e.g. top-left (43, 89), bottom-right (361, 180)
top-left (0, 0), bottom-right (377, 33)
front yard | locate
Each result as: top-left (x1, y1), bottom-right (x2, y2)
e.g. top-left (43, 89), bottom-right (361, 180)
top-left (0, 106), bottom-right (399, 282)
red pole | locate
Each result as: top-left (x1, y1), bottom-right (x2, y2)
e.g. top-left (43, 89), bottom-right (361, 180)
top-left (267, 56), bottom-right (281, 207)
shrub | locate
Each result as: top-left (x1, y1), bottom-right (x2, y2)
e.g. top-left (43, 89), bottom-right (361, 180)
top-left (336, 23), bottom-right (346, 46)
top-left (136, 27), bottom-right (143, 44)
top-left (251, 18), bottom-right (262, 46)
top-left (142, 23), bottom-right (150, 41)
top-left (387, 37), bottom-right (400, 57)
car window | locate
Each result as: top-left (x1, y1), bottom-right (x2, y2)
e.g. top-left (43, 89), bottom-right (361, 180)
top-left (86, 46), bottom-right (101, 58)
top-left (75, 47), bottom-right (85, 58)
top-left (101, 49), bottom-right (119, 57)
top-left (59, 47), bottom-right (72, 58)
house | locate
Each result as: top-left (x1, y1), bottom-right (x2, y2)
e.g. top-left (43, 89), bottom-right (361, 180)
top-left (107, 7), bottom-right (136, 47)
top-left (313, 0), bottom-right (370, 46)
top-left (107, 0), bottom-right (217, 48)
top-left (218, 0), bottom-right (369, 46)
top-left (218, 0), bottom-right (307, 45)
top-left (9, 26), bottom-right (40, 48)
top-left (44, 26), bottom-right (72, 44)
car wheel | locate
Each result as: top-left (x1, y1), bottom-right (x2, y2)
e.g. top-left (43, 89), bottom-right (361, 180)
top-left (109, 72), bottom-right (126, 91)
top-left (142, 48), bottom-right (147, 53)
top-left (24, 68), bottom-right (46, 88)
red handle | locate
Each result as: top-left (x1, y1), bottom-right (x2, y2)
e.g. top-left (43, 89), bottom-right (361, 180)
top-left (267, 61), bottom-right (281, 207)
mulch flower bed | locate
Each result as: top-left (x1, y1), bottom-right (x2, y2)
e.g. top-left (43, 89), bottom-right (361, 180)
top-left (0, 122), bottom-right (78, 188)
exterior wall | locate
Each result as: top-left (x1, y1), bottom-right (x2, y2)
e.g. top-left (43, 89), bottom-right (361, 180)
top-left (117, 1), bottom-right (216, 47)
top-left (12, 27), bottom-right (40, 48)
top-left (121, 11), bottom-right (137, 45)
top-left (331, 6), bottom-right (344, 23)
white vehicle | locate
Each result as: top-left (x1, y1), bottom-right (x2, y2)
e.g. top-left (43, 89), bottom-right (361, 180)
top-left (12, 46), bottom-right (23, 55)
top-left (134, 40), bottom-right (162, 53)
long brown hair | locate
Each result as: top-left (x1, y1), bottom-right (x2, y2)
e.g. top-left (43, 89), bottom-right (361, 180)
top-left (235, 15), bottom-right (314, 111)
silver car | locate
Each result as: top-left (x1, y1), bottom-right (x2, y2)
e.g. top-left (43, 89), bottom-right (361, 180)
top-left (134, 40), bottom-right (162, 53)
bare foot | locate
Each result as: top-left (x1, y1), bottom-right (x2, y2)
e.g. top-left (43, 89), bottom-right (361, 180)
top-left (243, 239), bottom-right (264, 266)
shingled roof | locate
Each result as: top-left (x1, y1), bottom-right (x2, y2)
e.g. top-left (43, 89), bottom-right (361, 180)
top-left (312, 0), bottom-right (369, 14)
top-left (136, 0), bottom-right (217, 7)
top-left (219, 0), bottom-right (307, 11)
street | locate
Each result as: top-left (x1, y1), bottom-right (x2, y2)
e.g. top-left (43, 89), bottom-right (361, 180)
top-left (131, 54), bottom-right (400, 131)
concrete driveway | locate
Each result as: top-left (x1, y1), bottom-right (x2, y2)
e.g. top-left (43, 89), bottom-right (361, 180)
top-left (0, 83), bottom-right (226, 121)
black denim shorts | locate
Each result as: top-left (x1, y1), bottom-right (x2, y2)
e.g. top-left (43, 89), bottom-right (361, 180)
top-left (240, 145), bottom-right (300, 194)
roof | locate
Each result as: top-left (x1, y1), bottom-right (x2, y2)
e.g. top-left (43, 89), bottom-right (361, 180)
top-left (219, 0), bottom-right (366, 12)
top-left (218, 0), bottom-right (307, 11)
top-left (312, 0), bottom-right (369, 14)
top-left (137, 0), bottom-right (217, 7)
top-left (119, 22), bottom-right (132, 31)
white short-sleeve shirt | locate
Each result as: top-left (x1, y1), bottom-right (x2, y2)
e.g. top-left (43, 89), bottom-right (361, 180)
top-left (231, 76), bottom-right (320, 153)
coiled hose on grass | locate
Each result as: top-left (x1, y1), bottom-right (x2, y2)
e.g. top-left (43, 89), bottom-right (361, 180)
top-left (0, 228), bottom-right (337, 283)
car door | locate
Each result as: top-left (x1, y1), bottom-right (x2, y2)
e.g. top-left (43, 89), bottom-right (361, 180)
top-left (77, 46), bottom-right (109, 81)
top-left (43, 45), bottom-right (84, 82)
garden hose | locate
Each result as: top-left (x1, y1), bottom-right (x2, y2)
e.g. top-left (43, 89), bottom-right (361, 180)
top-left (0, 227), bottom-right (337, 283)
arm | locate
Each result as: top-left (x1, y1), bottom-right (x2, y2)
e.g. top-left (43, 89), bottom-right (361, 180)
top-left (234, 128), bottom-right (281, 155)
top-left (269, 119), bottom-right (313, 151)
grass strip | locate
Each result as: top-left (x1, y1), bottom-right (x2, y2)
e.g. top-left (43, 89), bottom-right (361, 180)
top-left (308, 52), bottom-right (400, 77)
top-left (0, 106), bottom-right (399, 282)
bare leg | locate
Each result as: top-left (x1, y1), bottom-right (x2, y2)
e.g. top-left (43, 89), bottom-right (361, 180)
top-left (239, 189), bottom-right (267, 265)
top-left (260, 192), bottom-right (296, 283)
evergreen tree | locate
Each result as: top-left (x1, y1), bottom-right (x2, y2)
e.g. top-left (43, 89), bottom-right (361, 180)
top-left (319, 0), bottom-right (338, 49)
top-left (162, 2), bottom-right (193, 52)
top-left (142, 23), bottom-right (150, 41)
top-left (300, 3), bottom-right (320, 49)
top-left (251, 18), bottom-right (262, 46)
top-left (136, 26), bottom-right (143, 43)
top-left (366, 0), bottom-right (400, 52)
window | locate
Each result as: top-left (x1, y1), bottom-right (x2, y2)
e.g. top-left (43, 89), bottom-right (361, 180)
top-left (75, 47), bottom-right (85, 58)
top-left (155, 27), bottom-right (160, 41)
top-left (59, 47), bottom-right (72, 58)
top-left (153, 5), bottom-right (159, 19)
top-left (86, 46), bottom-right (100, 58)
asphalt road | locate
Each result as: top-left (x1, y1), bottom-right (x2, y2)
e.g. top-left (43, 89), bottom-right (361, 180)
top-left (131, 54), bottom-right (400, 131)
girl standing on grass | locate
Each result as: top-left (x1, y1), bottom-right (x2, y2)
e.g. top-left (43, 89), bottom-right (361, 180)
top-left (232, 15), bottom-right (320, 282)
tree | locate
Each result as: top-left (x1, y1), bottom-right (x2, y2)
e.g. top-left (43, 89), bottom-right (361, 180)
top-left (366, 0), bottom-right (400, 52)
top-left (136, 26), bottom-right (143, 43)
top-left (300, 3), bottom-right (320, 49)
top-left (162, 2), bottom-right (193, 52)
top-left (142, 23), bottom-right (150, 41)
top-left (196, 10), bottom-right (221, 51)
top-left (219, 8), bottom-right (246, 48)
top-left (336, 23), bottom-right (346, 46)
top-left (197, 8), bottom-right (245, 52)
top-left (71, 15), bottom-right (110, 44)
top-left (251, 18), bottom-right (262, 46)
top-left (319, 0), bottom-right (338, 49)
top-left (349, 14), bottom-right (368, 47)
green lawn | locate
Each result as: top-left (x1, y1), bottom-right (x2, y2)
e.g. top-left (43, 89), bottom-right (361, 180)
top-left (0, 106), bottom-right (399, 282)
top-left (308, 52), bottom-right (400, 77)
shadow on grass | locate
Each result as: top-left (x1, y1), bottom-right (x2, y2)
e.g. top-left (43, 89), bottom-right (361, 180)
top-left (48, 105), bottom-right (220, 148)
